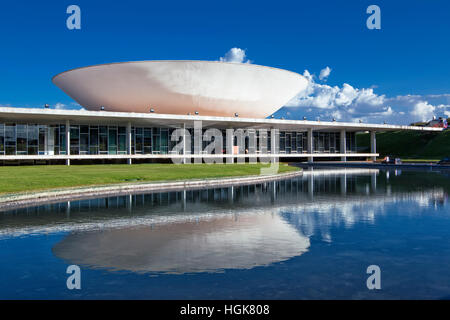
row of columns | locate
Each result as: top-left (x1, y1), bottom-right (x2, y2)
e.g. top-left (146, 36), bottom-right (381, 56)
top-left (65, 120), bottom-right (134, 166)
top-left (307, 129), bottom-right (377, 163)
top-left (63, 121), bottom-right (377, 166)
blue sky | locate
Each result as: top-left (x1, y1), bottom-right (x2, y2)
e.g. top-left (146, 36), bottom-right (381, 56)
top-left (1, 0), bottom-right (450, 124)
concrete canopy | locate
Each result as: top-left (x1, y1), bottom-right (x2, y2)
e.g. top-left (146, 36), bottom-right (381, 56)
top-left (52, 60), bottom-right (308, 118)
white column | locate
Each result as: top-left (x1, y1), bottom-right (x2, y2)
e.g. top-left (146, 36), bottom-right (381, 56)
top-left (307, 128), bottom-right (313, 163)
top-left (370, 131), bottom-right (377, 161)
top-left (194, 121), bottom-right (202, 164)
top-left (127, 122), bottom-right (132, 165)
top-left (340, 129), bottom-right (346, 162)
top-left (182, 123), bottom-right (187, 164)
top-left (65, 120), bottom-right (70, 166)
top-left (270, 128), bottom-right (278, 164)
top-left (226, 128), bottom-right (234, 164)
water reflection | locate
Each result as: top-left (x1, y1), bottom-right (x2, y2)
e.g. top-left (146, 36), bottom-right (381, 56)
top-left (53, 213), bottom-right (310, 274)
top-left (0, 168), bottom-right (448, 274)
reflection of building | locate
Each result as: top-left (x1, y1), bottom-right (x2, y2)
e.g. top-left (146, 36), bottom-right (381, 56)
top-left (52, 213), bottom-right (310, 274)
top-left (1, 169), bottom-right (445, 238)
top-left (0, 61), bottom-right (442, 165)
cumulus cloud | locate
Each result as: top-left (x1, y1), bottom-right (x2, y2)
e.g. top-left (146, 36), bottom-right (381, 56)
top-left (219, 47), bottom-right (251, 64)
top-left (282, 68), bottom-right (450, 124)
top-left (411, 101), bottom-right (436, 122)
top-left (319, 66), bottom-right (331, 81)
top-left (286, 71), bottom-right (385, 112)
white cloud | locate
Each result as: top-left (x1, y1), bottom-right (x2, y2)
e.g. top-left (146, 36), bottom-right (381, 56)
top-left (319, 66), bottom-right (331, 81)
top-left (219, 48), bottom-right (251, 64)
top-left (283, 67), bottom-right (450, 124)
top-left (411, 101), bottom-right (436, 121)
top-left (54, 103), bottom-right (68, 109)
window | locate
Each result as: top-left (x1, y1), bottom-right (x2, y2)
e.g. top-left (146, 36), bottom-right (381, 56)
top-left (99, 126), bottom-right (108, 154)
top-left (160, 128), bottom-right (168, 154)
top-left (118, 126), bottom-right (127, 154)
top-left (108, 127), bottom-right (117, 154)
top-left (28, 124), bottom-right (38, 155)
top-left (89, 126), bottom-right (99, 154)
top-left (16, 124), bottom-right (27, 155)
top-left (60, 125), bottom-right (67, 154)
top-left (80, 125), bottom-right (89, 154)
top-left (70, 125), bottom-right (80, 155)
top-left (5, 124), bottom-right (16, 155)
top-left (135, 127), bottom-right (143, 154)
top-left (0, 123), bottom-right (4, 154)
top-left (143, 128), bottom-right (152, 154)
top-left (153, 128), bottom-right (160, 153)
top-left (313, 132), bottom-right (319, 153)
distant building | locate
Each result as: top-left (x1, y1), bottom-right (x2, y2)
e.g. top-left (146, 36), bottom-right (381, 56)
top-left (426, 117), bottom-right (448, 129)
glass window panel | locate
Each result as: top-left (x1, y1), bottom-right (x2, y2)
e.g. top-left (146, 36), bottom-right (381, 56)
top-left (52, 125), bottom-right (60, 148)
top-left (324, 133), bottom-right (330, 151)
top-left (89, 127), bottom-right (98, 146)
top-left (70, 146), bottom-right (79, 155)
top-left (16, 124), bottom-right (27, 154)
top-left (152, 129), bottom-right (160, 153)
top-left (28, 146), bottom-right (38, 155)
top-left (5, 124), bottom-right (15, 145)
top-left (80, 134), bottom-right (89, 153)
top-left (118, 126), bottom-right (126, 135)
top-left (60, 125), bottom-right (66, 154)
top-left (39, 126), bottom-right (47, 154)
top-left (118, 135), bottom-right (126, 153)
top-left (6, 146), bottom-right (15, 155)
top-left (0, 123), bottom-right (4, 153)
top-left (135, 134), bottom-right (143, 153)
top-left (108, 127), bottom-right (117, 154)
top-left (160, 129), bottom-right (168, 151)
top-left (70, 126), bottom-right (79, 146)
top-left (80, 125), bottom-right (89, 134)
top-left (99, 134), bottom-right (108, 153)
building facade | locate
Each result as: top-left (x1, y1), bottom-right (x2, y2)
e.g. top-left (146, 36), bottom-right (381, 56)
top-left (0, 122), bottom-right (356, 156)
top-left (0, 107), bottom-right (441, 165)
top-left (0, 61), bottom-right (442, 165)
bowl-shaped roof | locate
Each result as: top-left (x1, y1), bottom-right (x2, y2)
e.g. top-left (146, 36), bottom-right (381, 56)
top-left (52, 60), bottom-right (307, 118)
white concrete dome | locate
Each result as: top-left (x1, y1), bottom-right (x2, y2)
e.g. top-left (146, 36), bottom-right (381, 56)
top-left (52, 60), bottom-right (307, 118)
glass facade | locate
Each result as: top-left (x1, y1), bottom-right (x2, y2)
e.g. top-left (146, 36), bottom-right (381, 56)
top-left (0, 123), bottom-right (356, 156)
top-left (0, 124), bottom-right (67, 156)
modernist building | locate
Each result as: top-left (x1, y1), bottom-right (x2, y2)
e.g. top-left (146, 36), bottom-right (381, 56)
top-left (0, 61), bottom-right (442, 165)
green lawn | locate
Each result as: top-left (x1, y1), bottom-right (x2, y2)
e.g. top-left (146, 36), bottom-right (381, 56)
top-left (357, 130), bottom-right (450, 161)
top-left (0, 163), bottom-right (298, 195)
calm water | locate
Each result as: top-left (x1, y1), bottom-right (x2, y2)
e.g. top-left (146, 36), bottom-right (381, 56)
top-left (1, 168), bottom-right (450, 299)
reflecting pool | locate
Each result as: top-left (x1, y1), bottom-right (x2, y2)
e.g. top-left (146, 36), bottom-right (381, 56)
top-left (1, 168), bottom-right (450, 299)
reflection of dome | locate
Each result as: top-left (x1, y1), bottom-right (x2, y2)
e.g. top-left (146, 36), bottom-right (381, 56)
top-left (52, 61), bottom-right (307, 118)
top-left (52, 213), bottom-right (309, 274)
